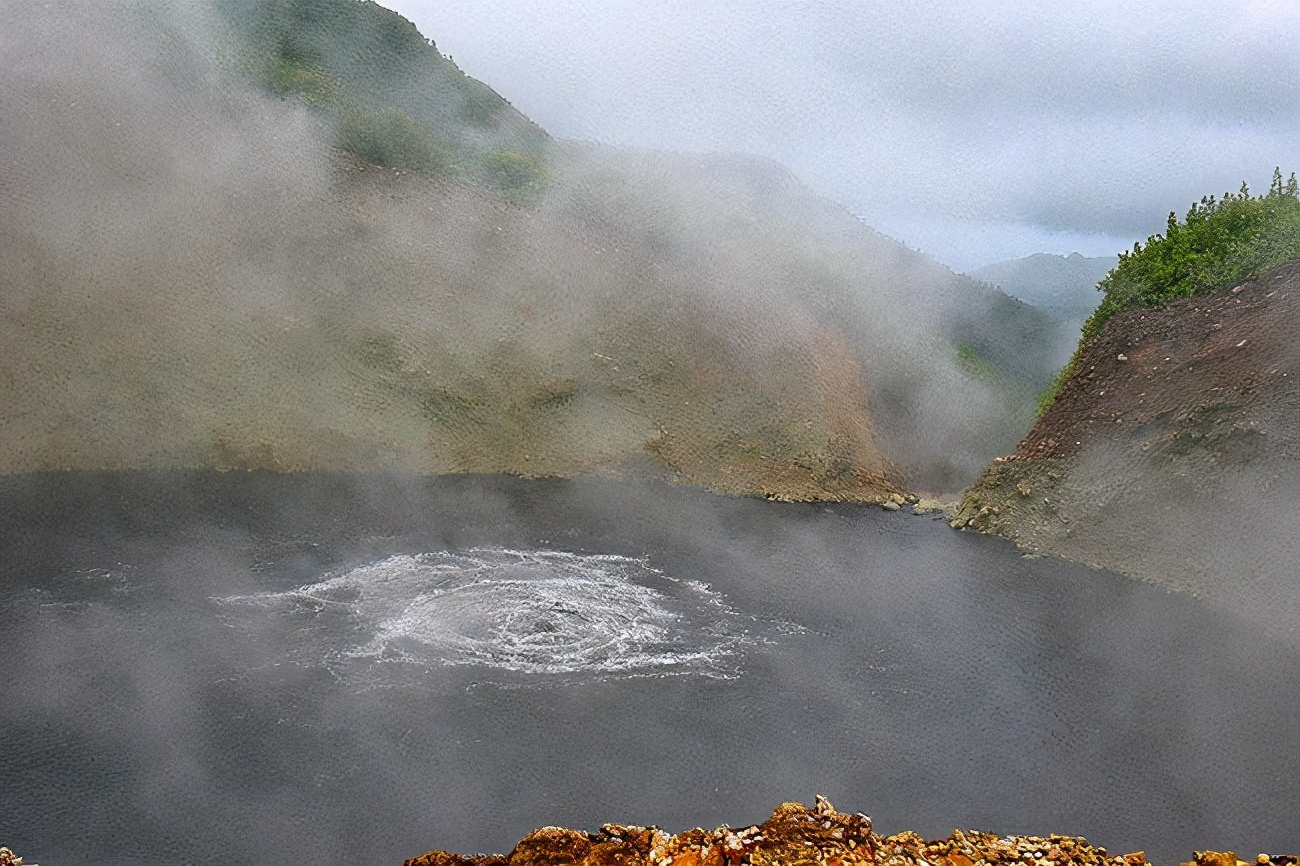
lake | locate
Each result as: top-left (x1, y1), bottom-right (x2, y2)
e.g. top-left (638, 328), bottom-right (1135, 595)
top-left (1, 472), bottom-right (1296, 865)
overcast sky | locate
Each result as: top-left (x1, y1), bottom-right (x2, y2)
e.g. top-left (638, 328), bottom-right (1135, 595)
top-left (382, 1), bottom-right (1300, 271)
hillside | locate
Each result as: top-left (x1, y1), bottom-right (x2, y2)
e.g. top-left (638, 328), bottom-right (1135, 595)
top-left (971, 253), bottom-right (1115, 317)
top-left (0, 0), bottom-right (1057, 498)
top-left (953, 258), bottom-right (1300, 635)
top-left (969, 253), bottom-right (1115, 366)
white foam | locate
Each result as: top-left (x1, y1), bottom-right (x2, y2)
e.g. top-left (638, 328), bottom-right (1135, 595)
top-left (220, 547), bottom-right (785, 681)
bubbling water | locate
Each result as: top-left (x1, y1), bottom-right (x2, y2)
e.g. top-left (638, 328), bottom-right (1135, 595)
top-left (220, 547), bottom-right (791, 683)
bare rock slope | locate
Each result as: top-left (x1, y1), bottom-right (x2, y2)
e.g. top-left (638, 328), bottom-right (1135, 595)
top-left (954, 258), bottom-right (1300, 635)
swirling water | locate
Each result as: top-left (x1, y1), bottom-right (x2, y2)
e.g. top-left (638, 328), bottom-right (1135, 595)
top-left (220, 547), bottom-right (797, 684)
top-left (1, 472), bottom-right (1297, 866)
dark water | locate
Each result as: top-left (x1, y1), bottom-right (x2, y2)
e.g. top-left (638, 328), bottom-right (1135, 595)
top-left (1, 472), bottom-right (1297, 865)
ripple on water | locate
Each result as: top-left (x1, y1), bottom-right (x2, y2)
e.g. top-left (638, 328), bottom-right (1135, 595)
top-left (220, 547), bottom-right (796, 684)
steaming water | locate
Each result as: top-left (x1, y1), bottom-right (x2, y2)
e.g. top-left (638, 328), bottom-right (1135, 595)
top-left (219, 548), bottom-right (793, 683)
top-left (2, 472), bottom-right (1298, 866)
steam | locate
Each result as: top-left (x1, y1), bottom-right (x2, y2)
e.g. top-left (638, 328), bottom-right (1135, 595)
top-left (1, 1), bottom-right (1052, 493)
top-left (3, 473), bottom-right (1298, 864)
top-left (219, 547), bottom-right (790, 683)
top-left (4, 5), bottom-right (1296, 864)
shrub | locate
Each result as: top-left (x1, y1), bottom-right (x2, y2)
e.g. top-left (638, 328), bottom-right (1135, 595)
top-left (268, 56), bottom-right (340, 107)
top-left (1034, 171), bottom-right (1300, 418)
top-left (476, 151), bottom-right (548, 205)
top-left (482, 151), bottom-right (547, 192)
top-left (954, 343), bottom-right (999, 382)
top-left (337, 106), bottom-right (449, 173)
top-left (1082, 168), bottom-right (1300, 343)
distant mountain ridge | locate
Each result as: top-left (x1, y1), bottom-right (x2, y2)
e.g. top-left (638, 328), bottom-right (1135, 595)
top-left (970, 252), bottom-right (1114, 320)
top-left (968, 252), bottom-right (1116, 367)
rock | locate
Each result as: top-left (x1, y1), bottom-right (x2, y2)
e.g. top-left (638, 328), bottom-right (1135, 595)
top-left (407, 800), bottom-right (1276, 866)
top-left (881, 500), bottom-right (901, 511)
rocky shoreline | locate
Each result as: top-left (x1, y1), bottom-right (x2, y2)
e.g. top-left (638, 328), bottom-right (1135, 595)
top-left (402, 800), bottom-right (1296, 866)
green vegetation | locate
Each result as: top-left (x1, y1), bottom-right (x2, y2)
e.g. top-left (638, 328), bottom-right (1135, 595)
top-left (1084, 168), bottom-right (1300, 342)
top-left (1034, 363), bottom-right (1072, 418)
top-left (338, 105), bottom-right (449, 172)
top-left (214, 0), bottom-right (549, 190)
top-left (954, 343), bottom-right (999, 382)
top-left (1036, 169), bottom-right (1300, 417)
top-left (482, 151), bottom-right (547, 191)
top-left (267, 53), bottom-right (339, 106)
top-left (457, 78), bottom-right (509, 127)
top-left (479, 151), bottom-right (548, 204)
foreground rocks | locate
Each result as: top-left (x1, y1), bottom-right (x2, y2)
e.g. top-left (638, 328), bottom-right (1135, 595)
top-left (0, 847), bottom-right (36, 866)
top-left (403, 799), bottom-right (1296, 866)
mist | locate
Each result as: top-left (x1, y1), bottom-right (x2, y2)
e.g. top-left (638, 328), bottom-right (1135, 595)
top-left (4, 472), bottom-right (1298, 864)
top-left (2, 1), bottom-right (1298, 864)
top-left (386, 0), bottom-right (1300, 270)
top-left (0, 0), bottom-right (1065, 493)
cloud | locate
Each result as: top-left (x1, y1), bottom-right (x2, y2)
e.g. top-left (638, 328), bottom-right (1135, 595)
top-left (382, 0), bottom-right (1300, 269)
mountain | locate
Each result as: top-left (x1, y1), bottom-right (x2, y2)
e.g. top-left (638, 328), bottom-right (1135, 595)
top-left (953, 258), bottom-right (1300, 637)
top-left (970, 252), bottom-right (1114, 316)
top-left (968, 252), bottom-right (1116, 366)
top-left (0, 0), bottom-right (1058, 498)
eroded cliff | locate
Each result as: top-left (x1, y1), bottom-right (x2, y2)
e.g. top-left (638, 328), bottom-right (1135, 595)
top-left (953, 258), bottom-right (1300, 633)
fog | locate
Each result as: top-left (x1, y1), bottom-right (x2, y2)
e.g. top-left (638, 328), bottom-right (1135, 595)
top-left (4, 473), bottom-right (1299, 865)
top-left (386, 0), bottom-right (1300, 270)
top-left (0, 0), bottom-right (1063, 492)
top-left (2, 1), bottom-right (1298, 864)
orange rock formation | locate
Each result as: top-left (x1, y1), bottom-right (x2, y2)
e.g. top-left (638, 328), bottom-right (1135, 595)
top-left (403, 799), bottom-right (1297, 866)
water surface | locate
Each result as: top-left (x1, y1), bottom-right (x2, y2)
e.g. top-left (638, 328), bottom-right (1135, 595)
top-left (1, 472), bottom-right (1296, 865)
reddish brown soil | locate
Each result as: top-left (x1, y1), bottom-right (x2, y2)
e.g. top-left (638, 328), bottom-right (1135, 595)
top-left (401, 799), bottom-right (1296, 866)
top-left (952, 258), bottom-right (1300, 611)
top-left (1007, 259), bottom-right (1300, 466)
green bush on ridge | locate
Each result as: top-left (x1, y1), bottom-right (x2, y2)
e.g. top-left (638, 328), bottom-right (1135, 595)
top-left (1084, 167), bottom-right (1300, 343)
top-left (337, 105), bottom-right (451, 173)
top-left (1036, 168), bottom-right (1300, 417)
top-left (479, 151), bottom-right (548, 203)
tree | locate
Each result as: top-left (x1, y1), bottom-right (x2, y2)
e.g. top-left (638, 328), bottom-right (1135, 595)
top-left (1081, 170), bottom-right (1300, 343)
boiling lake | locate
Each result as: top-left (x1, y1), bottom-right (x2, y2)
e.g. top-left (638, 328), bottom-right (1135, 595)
top-left (2, 472), bottom-right (1297, 865)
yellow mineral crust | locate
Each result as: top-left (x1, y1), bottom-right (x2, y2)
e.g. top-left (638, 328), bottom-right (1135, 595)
top-left (403, 800), bottom-right (1298, 866)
